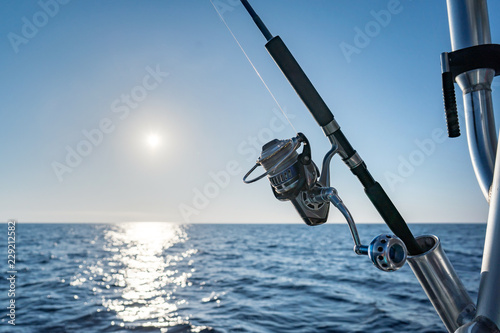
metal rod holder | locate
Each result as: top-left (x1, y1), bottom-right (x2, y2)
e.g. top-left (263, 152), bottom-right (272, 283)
top-left (407, 235), bottom-right (476, 333)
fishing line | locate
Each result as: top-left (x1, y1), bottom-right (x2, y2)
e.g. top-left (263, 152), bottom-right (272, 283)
top-left (209, 0), bottom-right (298, 134)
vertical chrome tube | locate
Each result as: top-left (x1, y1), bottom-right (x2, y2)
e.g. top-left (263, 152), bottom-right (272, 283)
top-left (476, 133), bottom-right (500, 329)
top-left (407, 235), bottom-right (476, 333)
top-left (447, 0), bottom-right (500, 329)
top-left (447, 0), bottom-right (497, 201)
top-left (456, 69), bottom-right (497, 200)
top-left (446, 0), bottom-right (491, 51)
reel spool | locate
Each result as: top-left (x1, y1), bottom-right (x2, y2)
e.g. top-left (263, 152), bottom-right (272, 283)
top-left (244, 133), bottom-right (317, 199)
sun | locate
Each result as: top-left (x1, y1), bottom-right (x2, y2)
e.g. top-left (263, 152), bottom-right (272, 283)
top-left (146, 133), bottom-right (161, 149)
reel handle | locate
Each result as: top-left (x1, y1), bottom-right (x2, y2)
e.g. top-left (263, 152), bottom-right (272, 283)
top-left (366, 234), bottom-right (407, 272)
top-left (310, 187), bottom-right (407, 271)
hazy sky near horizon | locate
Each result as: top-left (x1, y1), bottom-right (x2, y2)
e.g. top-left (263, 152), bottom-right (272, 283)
top-left (1, 0), bottom-right (500, 223)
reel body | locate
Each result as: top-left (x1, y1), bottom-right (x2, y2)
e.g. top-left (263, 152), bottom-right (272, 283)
top-left (244, 133), bottom-right (329, 226)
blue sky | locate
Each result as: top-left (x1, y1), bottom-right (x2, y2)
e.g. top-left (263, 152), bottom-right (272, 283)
top-left (1, 0), bottom-right (499, 223)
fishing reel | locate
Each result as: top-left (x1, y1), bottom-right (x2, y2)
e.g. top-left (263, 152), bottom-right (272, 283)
top-left (243, 133), bottom-right (329, 225)
top-left (243, 133), bottom-right (407, 272)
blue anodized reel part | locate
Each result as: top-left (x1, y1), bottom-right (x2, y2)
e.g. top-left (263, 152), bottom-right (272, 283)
top-left (368, 234), bottom-right (407, 272)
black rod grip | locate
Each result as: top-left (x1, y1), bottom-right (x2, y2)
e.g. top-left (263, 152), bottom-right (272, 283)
top-left (365, 182), bottom-right (422, 255)
top-left (442, 71), bottom-right (460, 138)
top-left (265, 36), bottom-right (335, 127)
top-left (351, 163), bottom-right (376, 188)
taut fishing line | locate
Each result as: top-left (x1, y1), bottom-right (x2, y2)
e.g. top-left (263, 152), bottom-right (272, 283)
top-left (209, 0), bottom-right (298, 134)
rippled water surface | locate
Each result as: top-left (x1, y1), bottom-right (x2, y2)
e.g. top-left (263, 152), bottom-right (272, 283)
top-left (0, 223), bottom-right (486, 332)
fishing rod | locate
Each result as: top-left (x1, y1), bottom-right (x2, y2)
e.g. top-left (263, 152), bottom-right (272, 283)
top-left (239, 0), bottom-right (422, 258)
top-left (235, 1), bottom-right (500, 332)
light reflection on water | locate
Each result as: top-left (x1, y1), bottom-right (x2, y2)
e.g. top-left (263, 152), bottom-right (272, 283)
top-left (70, 222), bottom-right (203, 331)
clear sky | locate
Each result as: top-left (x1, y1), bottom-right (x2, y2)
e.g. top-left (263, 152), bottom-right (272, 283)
top-left (1, 0), bottom-right (499, 223)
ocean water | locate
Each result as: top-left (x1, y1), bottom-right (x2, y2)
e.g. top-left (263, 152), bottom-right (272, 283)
top-left (0, 223), bottom-right (486, 333)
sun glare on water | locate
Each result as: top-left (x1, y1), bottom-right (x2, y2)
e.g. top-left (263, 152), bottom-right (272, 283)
top-left (98, 222), bottom-right (200, 329)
